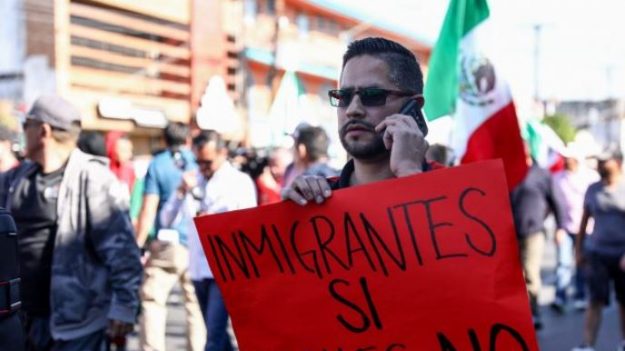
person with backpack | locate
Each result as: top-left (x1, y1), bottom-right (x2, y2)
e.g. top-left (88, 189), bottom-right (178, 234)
top-left (0, 95), bottom-right (142, 350)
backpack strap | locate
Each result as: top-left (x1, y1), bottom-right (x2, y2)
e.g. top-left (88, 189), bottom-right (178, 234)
top-left (0, 277), bottom-right (21, 316)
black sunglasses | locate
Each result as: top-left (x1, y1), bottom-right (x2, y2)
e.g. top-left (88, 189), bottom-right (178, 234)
top-left (328, 87), bottom-right (415, 107)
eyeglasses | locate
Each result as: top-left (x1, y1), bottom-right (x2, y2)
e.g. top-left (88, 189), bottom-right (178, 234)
top-left (328, 88), bottom-right (415, 107)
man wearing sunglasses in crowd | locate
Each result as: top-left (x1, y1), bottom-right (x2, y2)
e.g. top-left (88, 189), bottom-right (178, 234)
top-left (161, 130), bottom-right (257, 351)
top-left (282, 37), bottom-right (440, 204)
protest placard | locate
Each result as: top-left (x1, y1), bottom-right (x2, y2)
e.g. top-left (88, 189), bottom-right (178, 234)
top-left (194, 160), bottom-right (538, 350)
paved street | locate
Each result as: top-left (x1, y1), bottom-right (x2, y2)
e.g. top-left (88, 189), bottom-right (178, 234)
top-left (127, 236), bottom-right (621, 351)
top-left (537, 303), bottom-right (619, 351)
top-left (536, 238), bottom-right (620, 351)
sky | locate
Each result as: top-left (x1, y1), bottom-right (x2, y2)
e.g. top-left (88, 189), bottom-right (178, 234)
top-left (324, 0), bottom-right (625, 107)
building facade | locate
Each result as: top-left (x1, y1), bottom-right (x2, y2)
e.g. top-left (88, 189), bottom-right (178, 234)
top-left (1, 0), bottom-right (431, 155)
top-left (556, 99), bottom-right (625, 152)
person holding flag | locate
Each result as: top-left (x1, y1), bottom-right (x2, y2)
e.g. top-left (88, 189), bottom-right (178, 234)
top-left (424, 0), bottom-right (548, 327)
top-left (424, 0), bottom-right (528, 189)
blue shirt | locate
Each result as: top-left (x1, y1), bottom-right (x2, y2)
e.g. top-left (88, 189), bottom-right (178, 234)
top-left (584, 179), bottom-right (625, 257)
top-left (144, 148), bottom-right (197, 245)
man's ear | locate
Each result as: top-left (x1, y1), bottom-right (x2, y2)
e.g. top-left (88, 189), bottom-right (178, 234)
top-left (41, 123), bottom-right (52, 139)
top-left (219, 147), bottom-right (229, 157)
top-left (297, 144), bottom-right (307, 160)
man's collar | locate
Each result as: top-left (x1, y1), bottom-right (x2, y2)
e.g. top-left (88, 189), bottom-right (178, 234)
top-left (336, 159), bottom-right (355, 189)
top-left (205, 161), bottom-right (232, 183)
top-left (334, 159), bottom-right (434, 189)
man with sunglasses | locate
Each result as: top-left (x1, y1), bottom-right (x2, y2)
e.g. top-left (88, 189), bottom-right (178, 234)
top-left (0, 95), bottom-right (141, 350)
top-left (283, 37), bottom-right (436, 204)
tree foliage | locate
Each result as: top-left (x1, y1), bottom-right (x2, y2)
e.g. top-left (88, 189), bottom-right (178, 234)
top-left (543, 113), bottom-right (577, 143)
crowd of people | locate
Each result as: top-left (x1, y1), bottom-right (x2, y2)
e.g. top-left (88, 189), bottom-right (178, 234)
top-left (0, 37), bottom-right (623, 351)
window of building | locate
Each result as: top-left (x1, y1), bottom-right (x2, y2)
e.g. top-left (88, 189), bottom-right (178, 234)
top-left (256, 0), bottom-right (276, 15)
top-left (319, 83), bottom-right (333, 103)
top-left (308, 15), bottom-right (342, 36)
top-left (244, 0), bottom-right (257, 23)
top-left (261, 0), bottom-right (276, 15)
top-left (267, 0), bottom-right (276, 14)
top-left (296, 13), bottom-right (309, 37)
top-left (316, 16), bottom-right (327, 31)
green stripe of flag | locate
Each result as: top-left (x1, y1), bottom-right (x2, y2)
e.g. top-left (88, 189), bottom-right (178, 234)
top-left (424, 0), bottom-right (490, 121)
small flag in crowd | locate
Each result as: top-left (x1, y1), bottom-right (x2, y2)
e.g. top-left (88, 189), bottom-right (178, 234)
top-left (524, 120), bottom-right (567, 173)
top-left (424, 0), bottom-right (528, 189)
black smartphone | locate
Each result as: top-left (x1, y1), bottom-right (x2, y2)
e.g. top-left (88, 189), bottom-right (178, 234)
top-left (399, 99), bottom-right (428, 137)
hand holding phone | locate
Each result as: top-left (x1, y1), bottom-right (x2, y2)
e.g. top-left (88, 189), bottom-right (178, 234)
top-left (374, 97), bottom-right (429, 177)
top-left (398, 99), bottom-right (428, 136)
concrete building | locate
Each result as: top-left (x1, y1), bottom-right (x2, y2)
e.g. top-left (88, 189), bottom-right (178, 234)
top-left (556, 99), bottom-right (625, 152)
top-left (0, 0), bottom-right (431, 154)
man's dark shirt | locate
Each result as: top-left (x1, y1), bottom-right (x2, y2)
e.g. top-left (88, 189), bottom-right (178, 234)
top-left (12, 164), bottom-right (64, 316)
top-left (328, 159), bottom-right (443, 190)
top-left (510, 163), bottom-right (565, 237)
top-left (304, 162), bottom-right (339, 179)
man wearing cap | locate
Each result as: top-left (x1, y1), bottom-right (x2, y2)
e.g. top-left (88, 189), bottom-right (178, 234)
top-left (0, 95), bottom-right (142, 350)
top-left (552, 146), bottom-right (598, 312)
top-left (572, 150), bottom-right (625, 351)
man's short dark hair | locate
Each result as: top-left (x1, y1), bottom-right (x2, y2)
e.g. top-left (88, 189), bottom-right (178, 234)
top-left (295, 126), bottom-right (330, 162)
top-left (77, 130), bottom-right (107, 156)
top-left (164, 122), bottom-right (189, 147)
top-left (192, 130), bottom-right (226, 151)
top-left (342, 37), bottom-right (424, 94)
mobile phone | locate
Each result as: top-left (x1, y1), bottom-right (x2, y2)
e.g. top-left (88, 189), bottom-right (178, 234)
top-left (170, 147), bottom-right (187, 171)
top-left (399, 99), bottom-right (428, 137)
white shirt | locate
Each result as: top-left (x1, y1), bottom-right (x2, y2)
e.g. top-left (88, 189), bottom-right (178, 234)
top-left (160, 162), bottom-right (257, 280)
top-left (553, 167), bottom-right (599, 233)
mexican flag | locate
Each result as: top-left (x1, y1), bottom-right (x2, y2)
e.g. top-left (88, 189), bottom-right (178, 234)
top-left (424, 0), bottom-right (528, 189)
top-left (524, 120), bottom-right (566, 173)
top-left (267, 71), bottom-right (306, 146)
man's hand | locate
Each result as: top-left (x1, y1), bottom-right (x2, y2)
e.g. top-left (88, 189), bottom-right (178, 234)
top-left (107, 319), bottom-right (134, 339)
top-left (178, 170), bottom-right (198, 194)
top-left (148, 239), bottom-right (164, 253)
top-left (554, 229), bottom-right (567, 245)
top-left (375, 114), bottom-right (428, 177)
top-left (620, 254), bottom-right (625, 272)
top-left (281, 175), bottom-right (332, 206)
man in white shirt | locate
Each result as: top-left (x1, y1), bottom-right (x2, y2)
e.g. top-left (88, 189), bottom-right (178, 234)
top-left (552, 147), bottom-right (599, 312)
top-left (161, 130), bottom-right (257, 351)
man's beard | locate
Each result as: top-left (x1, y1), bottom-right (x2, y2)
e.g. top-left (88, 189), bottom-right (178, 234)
top-left (24, 140), bottom-right (43, 160)
top-left (339, 120), bottom-right (388, 160)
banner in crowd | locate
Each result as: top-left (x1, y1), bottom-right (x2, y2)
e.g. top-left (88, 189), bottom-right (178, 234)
top-left (194, 160), bottom-right (538, 350)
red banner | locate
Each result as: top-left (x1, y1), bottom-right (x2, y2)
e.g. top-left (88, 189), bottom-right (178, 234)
top-left (194, 160), bottom-right (538, 351)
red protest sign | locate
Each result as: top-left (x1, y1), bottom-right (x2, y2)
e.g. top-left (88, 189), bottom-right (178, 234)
top-left (194, 160), bottom-right (538, 351)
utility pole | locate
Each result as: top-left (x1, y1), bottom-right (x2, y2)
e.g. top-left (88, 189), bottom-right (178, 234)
top-left (604, 65), bottom-right (616, 147)
top-left (533, 24), bottom-right (543, 114)
top-left (266, 0), bottom-right (284, 96)
top-left (605, 65), bottom-right (614, 99)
